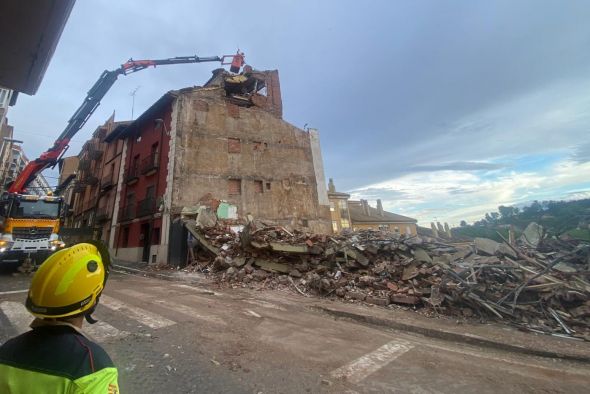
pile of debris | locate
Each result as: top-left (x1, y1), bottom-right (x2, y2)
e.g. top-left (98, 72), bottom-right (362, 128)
top-left (187, 220), bottom-right (590, 340)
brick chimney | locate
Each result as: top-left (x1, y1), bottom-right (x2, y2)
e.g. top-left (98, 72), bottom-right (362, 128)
top-left (377, 199), bottom-right (384, 217)
top-left (328, 178), bottom-right (336, 193)
top-left (361, 199), bottom-right (370, 216)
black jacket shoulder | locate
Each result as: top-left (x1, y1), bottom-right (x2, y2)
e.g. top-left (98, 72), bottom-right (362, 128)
top-left (0, 325), bottom-right (115, 380)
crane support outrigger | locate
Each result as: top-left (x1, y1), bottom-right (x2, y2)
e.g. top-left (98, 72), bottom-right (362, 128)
top-left (0, 51), bottom-right (245, 266)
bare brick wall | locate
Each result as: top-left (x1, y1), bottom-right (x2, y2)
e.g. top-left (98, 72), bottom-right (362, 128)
top-left (170, 84), bottom-right (330, 233)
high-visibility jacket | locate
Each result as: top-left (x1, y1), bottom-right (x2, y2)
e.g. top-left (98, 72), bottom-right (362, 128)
top-left (0, 320), bottom-right (119, 393)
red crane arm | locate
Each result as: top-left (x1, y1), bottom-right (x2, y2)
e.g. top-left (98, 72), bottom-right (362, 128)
top-left (7, 51), bottom-right (245, 194)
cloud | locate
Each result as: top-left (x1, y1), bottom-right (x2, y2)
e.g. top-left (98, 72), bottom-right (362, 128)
top-left (408, 161), bottom-right (506, 172)
top-left (351, 157), bottom-right (590, 226)
top-left (572, 142), bottom-right (590, 163)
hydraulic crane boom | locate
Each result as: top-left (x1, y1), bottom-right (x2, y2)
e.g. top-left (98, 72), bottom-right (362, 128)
top-left (8, 52), bottom-right (245, 194)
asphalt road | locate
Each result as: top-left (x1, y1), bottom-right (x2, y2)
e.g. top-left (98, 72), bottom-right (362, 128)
top-left (1, 270), bottom-right (589, 393)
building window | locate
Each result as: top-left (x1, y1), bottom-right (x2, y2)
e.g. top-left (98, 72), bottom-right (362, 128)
top-left (152, 227), bottom-right (161, 244)
top-left (394, 226), bottom-right (400, 233)
top-left (339, 200), bottom-right (348, 210)
top-left (406, 226), bottom-right (411, 235)
top-left (330, 201), bottom-right (335, 212)
top-left (254, 180), bottom-right (263, 193)
top-left (379, 224), bottom-right (389, 231)
top-left (341, 219), bottom-right (350, 229)
top-left (228, 179), bottom-right (241, 195)
top-left (265, 182), bottom-right (271, 190)
top-left (121, 226), bottom-right (130, 248)
top-left (332, 220), bottom-right (338, 232)
top-left (228, 138), bottom-right (241, 153)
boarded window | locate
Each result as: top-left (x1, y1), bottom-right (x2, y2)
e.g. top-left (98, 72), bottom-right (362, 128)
top-left (228, 138), bottom-right (241, 153)
top-left (227, 103), bottom-right (240, 118)
top-left (228, 179), bottom-right (241, 195)
top-left (254, 180), bottom-right (263, 193)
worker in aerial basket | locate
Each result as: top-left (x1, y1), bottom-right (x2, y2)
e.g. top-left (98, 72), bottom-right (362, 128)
top-left (0, 241), bottom-right (120, 393)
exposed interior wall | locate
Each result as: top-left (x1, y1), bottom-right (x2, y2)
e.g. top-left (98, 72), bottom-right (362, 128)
top-left (170, 85), bottom-right (331, 233)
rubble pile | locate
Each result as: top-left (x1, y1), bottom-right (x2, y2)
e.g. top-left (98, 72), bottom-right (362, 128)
top-left (187, 221), bottom-right (590, 340)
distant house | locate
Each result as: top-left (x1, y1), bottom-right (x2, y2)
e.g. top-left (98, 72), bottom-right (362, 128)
top-left (327, 179), bottom-right (352, 233)
top-left (327, 179), bottom-right (418, 235)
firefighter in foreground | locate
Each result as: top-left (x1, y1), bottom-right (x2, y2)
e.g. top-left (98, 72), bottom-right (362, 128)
top-left (0, 242), bottom-right (119, 393)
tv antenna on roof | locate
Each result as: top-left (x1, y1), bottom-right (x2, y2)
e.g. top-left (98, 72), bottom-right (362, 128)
top-left (130, 86), bottom-right (141, 120)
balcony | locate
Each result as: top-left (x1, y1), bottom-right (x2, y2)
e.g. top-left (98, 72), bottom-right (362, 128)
top-left (73, 183), bottom-right (85, 193)
top-left (100, 173), bottom-right (114, 191)
top-left (119, 204), bottom-right (136, 221)
top-left (137, 197), bottom-right (157, 217)
top-left (78, 159), bottom-right (91, 171)
top-left (87, 142), bottom-right (103, 161)
top-left (125, 166), bottom-right (139, 185)
top-left (82, 173), bottom-right (99, 186)
top-left (95, 206), bottom-right (110, 223)
top-left (140, 153), bottom-right (159, 176)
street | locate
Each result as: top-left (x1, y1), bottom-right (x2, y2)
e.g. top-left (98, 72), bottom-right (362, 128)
top-left (1, 270), bottom-right (589, 394)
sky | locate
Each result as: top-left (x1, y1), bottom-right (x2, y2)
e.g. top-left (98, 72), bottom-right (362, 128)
top-left (7, 0), bottom-right (590, 226)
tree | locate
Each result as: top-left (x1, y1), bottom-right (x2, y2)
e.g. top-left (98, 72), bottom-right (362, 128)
top-left (498, 205), bottom-right (515, 220)
top-left (460, 220), bottom-right (467, 227)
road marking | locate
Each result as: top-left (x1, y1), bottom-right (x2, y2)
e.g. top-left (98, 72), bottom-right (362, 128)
top-left (113, 288), bottom-right (226, 326)
top-left (171, 284), bottom-right (221, 296)
top-left (84, 321), bottom-right (129, 342)
top-left (244, 310), bottom-right (262, 318)
top-left (331, 339), bottom-right (414, 384)
top-left (0, 289), bottom-right (29, 296)
top-left (0, 301), bottom-right (32, 334)
top-left (100, 295), bottom-right (175, 329)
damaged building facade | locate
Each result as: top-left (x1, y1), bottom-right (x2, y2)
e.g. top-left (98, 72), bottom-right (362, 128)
top-left (110, 68), bottom-right (331, 263)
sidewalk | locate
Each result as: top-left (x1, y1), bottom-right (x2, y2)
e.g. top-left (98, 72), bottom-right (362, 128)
top-left (111, 261), bottom-right (590, 363)
top-left (310, 299), bottom-right (590, 363)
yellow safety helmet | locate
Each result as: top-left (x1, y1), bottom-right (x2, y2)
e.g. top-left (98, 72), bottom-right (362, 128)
top-left (26, 241), bottom-right (110, 320)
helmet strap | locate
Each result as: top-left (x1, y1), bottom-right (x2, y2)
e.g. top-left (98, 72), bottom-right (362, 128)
top-left (85, 313), bottom-right (98, 324)
top-left (84, 301), bottom-right (99, 324)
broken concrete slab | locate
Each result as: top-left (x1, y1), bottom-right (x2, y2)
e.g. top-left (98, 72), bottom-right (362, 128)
top-left (344, 248), bottom-right (369, 266)
top-left (254, 260), bottom-right (290, 274)
top-left (474, 237), bottom-right (500, 256)
top-left (269, 242), bottom-right (308, 253)
top-left (521, 222), bottom-right (544, 248)
top-left (195, 206), bottom-right (218, 228)
top-left (413, 248), bottom-right (433, 263)
top-left (497, 243), bottom-right (518, 259)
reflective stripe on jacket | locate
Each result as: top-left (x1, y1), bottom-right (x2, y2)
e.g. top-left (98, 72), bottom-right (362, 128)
top-left (0, 323), bottom-right (119, 393)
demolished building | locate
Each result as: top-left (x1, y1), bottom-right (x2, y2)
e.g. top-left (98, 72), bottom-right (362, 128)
top-left (109, 67), bottom-right (331, 264)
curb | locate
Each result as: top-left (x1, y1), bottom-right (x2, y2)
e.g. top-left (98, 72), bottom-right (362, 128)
top-left (314, 306), bottom-right (590, 364)
top-left (112, 264), bottom-right (202, 283)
